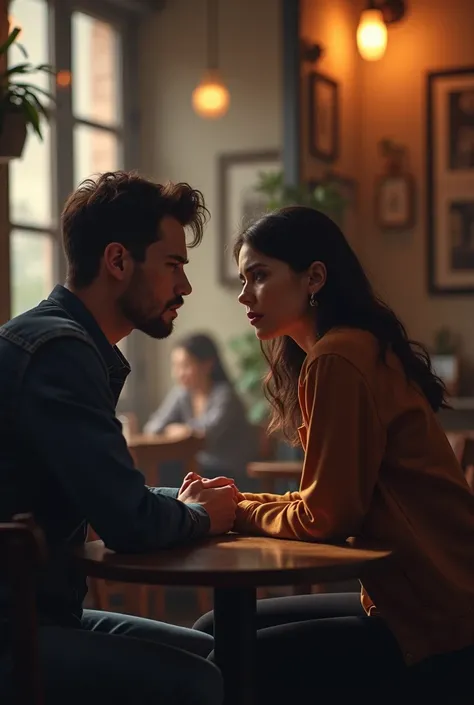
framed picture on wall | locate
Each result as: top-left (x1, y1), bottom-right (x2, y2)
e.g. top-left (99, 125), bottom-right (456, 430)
top-left (308, 71), bottom-right (339, 163)
top-left (427, 66), bottom-right (474, 294)
top-left (218, 150), bottom-right (281, 286)
top-left (375, 174), bottom-right (415, 229)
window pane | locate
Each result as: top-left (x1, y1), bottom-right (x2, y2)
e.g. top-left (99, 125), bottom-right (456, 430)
top-left (10, 230), bottom-right (55, 317)
top-left (8, 0), bottom-right (50, 91)
top-left (9, 122), bottom-right (52, 227)
top-left (73, 124), bottom-right (121, 186)
top-left (72, 12), bottom-right (121, 126)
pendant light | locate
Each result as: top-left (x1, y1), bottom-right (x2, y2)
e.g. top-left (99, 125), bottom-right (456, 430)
top-left (192, 0), bottom-right (230, 119)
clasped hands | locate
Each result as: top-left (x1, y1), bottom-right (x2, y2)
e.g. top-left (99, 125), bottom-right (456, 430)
top-left (177, 471), bottom-right (245, 535)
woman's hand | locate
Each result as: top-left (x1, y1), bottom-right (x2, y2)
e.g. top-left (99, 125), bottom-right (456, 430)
top-left (178, 471), bottom-right (245, 502)
top-left (163, 423), bottom-right (191, 440)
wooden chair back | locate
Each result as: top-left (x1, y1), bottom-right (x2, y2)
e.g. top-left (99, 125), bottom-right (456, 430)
top-left (128, 433), bottom-right (204, 485)
top-left (0, 515), bottom-right (45, 705)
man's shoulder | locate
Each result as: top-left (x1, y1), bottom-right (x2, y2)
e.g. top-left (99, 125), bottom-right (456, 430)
top-left (0, 299), bottom-right (94, 356)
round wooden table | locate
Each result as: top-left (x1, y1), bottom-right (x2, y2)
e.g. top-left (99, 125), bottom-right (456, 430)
top-left (75, 535), bottom-right (391, 705)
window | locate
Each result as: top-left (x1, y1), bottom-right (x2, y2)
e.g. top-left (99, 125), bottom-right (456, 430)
top-left (8, 0), bottom-right (139, 316)
top-left (7, 0), bottom-right (142, 403)
top-left (71, 11), bottom-right (123, 186)
top-left (8, 0), bottom-right (54, 317)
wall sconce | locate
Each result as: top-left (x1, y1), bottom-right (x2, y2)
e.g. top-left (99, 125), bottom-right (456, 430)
top-left (357, 1), bottom-right (406, 61)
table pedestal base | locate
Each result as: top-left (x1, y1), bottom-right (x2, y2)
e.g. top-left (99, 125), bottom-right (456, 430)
top-left (213, 587), bottom-right (257, 705)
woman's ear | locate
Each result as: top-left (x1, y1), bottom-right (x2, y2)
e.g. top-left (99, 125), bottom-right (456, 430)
top-left (308, 261), bottom-right (327, 294)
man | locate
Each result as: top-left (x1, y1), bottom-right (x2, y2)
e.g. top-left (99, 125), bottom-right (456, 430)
top-left (0, 172), bottom-right (237, 704)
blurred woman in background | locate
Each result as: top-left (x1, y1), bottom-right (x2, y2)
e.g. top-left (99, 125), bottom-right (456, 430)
top-left (144, 333), bottom-right (257, 487)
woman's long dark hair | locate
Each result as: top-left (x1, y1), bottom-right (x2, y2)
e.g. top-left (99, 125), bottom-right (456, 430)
top-left (174, 333), bottom-right (231, 385)
top-left (234, 206), bottom-right (448, 445)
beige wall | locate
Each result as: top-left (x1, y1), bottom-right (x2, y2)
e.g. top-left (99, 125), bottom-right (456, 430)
top-left (300, 0), bottom-right (362, 191)
top-left (301, 0), bottom-right (474, 390)
top-left (138, 0), bottom-right (282, 407)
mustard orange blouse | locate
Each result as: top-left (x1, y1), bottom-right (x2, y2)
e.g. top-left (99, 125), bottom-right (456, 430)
top-left (234, 329), bottom-right (474, 665)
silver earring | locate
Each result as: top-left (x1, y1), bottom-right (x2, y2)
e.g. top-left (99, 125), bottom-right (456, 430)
top-left (309, 292), bottom-right (318, 308)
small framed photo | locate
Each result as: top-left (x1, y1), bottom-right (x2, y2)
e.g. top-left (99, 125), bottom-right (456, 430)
top-left (375, 174), bottom-right (415, 229)
top-left (308, 72), bottom-right (339, 163)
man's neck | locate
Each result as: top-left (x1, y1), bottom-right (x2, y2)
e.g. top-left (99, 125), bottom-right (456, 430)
top-left (65, 282), bottom-right (131, 346)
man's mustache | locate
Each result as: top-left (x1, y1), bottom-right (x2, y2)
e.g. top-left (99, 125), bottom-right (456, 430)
top-left (165, 297), bottom-right (184, 310)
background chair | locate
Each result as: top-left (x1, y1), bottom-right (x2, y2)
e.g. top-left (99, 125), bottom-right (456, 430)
top-left (0, 514), bottom-right (45, 705)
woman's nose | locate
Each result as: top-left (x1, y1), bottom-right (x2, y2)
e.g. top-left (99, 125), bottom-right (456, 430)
top-left (238, 285), bottom-right (253, 306)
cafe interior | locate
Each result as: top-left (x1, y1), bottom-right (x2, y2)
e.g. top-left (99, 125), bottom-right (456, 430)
top-left (1, 0), bottom-right (474, 702)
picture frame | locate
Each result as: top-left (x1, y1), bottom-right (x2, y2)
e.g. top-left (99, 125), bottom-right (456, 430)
top-left (375, 174), bottom-right (415, 230)
top-left (308, 71), bottom-right (339, 163)
top-left (427, 66), bottom-right (474, 294)
top-left (217, 149), bottom-right (281, 287)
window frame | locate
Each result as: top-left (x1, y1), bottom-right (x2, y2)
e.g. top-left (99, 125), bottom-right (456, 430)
top-left (8, 0), bottom-right (144, 411)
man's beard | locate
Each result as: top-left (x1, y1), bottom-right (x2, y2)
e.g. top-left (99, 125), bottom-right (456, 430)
top-left (118, 280), bottom-right (182, 340)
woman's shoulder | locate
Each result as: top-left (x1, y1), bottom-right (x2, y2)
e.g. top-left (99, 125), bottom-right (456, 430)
top-left (308, 328), bottom-right (379, 366)
top-left (209, 381), bottom-right (237, 403)
top-left (299, 328), bottom-right (381, 389)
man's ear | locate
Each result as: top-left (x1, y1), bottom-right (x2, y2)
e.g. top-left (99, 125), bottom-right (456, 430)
top-left (103, 243), bottom-right (129, 281)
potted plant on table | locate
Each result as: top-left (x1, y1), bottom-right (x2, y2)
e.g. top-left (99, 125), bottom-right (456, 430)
top-left (431, 326), bottom-right (460, 398)
top-left (0, 27), bottom-right (54, 162)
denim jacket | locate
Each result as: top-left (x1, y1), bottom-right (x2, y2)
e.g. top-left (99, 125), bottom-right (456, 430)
top-left (0, 285), bottom-right (209, 627)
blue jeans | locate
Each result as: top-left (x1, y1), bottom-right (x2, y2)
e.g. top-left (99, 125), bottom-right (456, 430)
top-left (2, 609), bottom-right (222, 704)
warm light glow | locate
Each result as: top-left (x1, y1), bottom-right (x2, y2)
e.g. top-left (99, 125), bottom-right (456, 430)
top-left (8, 16), bottom-right (22, 34)
top-left (56, 70), bottom-right (72, 88)
top-left (192, 70), bottom-right (230, 119)
top-left (357, 8), bottom-right (387, 61)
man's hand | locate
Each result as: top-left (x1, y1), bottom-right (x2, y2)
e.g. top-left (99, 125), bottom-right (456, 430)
top-left (178, 476), bottom-right (238, 535)
top-left (179, 472), bottom-right (245, 502)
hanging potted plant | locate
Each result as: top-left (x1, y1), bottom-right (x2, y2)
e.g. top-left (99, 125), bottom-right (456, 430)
top-left (0, 27), bottom-right (55, 163)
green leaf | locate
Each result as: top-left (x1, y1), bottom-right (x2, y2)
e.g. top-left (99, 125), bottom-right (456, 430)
top-left (21, 99), bottom-right (42, 139)
top-left (249, 399), bottom-right (269, 424)
top-left (10, 83), bottom-right (55, 101)
top-left (0, 28), bottom-right (21, 56)
top-left (4, 63), bottom-right (33, 77)
top-left (24, 90), bottom-right (49, 119)
top-left (15, 42), bottom-right (28, 59)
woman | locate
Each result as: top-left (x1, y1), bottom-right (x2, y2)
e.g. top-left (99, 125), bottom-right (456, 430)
top-left (194, 207), bottom-right (474, 703)
top-left (144, 333), bottom-right (257, 486)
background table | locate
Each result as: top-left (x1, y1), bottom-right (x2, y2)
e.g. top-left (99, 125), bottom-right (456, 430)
top-left (246, 460), bottom-right (302, 493)
top-left (75, 535), bottom-right (391, 705)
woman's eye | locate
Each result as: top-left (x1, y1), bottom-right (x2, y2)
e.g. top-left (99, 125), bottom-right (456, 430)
top-left (254, 270), bottom-right (266, 282)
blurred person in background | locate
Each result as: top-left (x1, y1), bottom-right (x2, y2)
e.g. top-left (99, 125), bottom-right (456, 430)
top-left (145, 333), bottom-right (258, 489)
